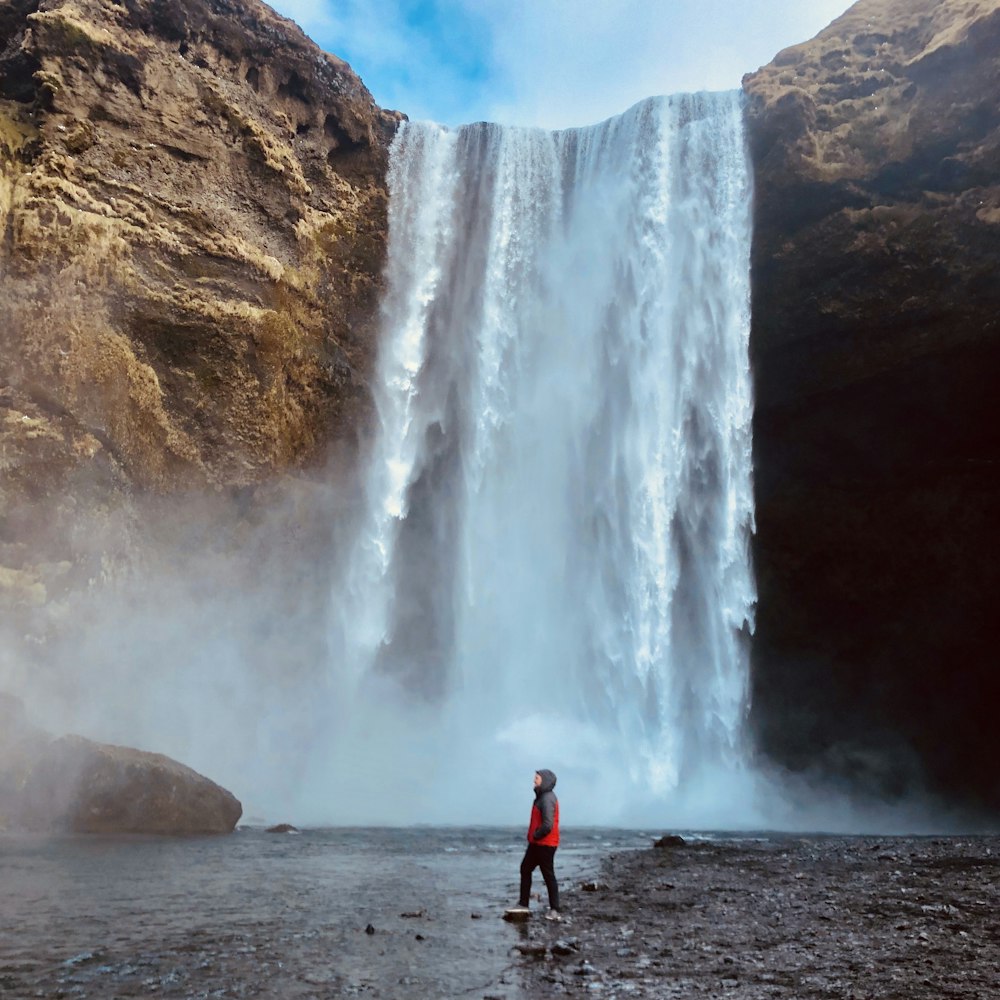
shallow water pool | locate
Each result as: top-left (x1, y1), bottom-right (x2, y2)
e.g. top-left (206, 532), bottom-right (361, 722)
top-left (0, 825), bottom-right (653, 998)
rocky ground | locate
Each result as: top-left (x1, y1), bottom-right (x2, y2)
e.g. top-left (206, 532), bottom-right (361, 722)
top-left (507, 834), bottom-right (1000, 999)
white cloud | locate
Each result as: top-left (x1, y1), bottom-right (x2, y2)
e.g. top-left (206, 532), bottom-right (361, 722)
top-left (268, 0), bottom-right (855, 128)
top-left (471, 0), bottom-right (854, 128)
top-left (269, 0), bottom-right (488, 123)
top-left (267, 0), bottom-right (343, 42)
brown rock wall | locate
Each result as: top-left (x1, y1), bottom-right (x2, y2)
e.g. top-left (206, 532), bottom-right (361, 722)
top-left (0, 0), bottom-right (398, 573)
top-left (744, 0), bottom-right (1000, 807)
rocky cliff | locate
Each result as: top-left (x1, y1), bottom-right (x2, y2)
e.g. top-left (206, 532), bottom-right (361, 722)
top-left (744, 0), bottom-right (1000, 807)
top-left (0, 0), bottom-right (398, 591)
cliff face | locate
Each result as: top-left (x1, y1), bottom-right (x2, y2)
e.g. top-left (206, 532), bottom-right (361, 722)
top-left (744, 0), bottom-right (1000, 806)
top-left (0, 0), bottom-right (398, 583)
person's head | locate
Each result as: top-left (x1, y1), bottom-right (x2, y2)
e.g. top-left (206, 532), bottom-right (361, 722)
top-left (534, 769), bottom-right (557, 793)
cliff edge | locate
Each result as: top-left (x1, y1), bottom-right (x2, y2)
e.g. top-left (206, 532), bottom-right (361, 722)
top-left (745, 0), bottom-right (1000, 806)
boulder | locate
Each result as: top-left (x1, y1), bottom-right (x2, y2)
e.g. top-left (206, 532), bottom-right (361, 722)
top-left (744, 0), bottom-right (1000, 806)
top-left (653, 835), bottom-right (686, 849)
top-left (0, 704), bottom-right (241, 834)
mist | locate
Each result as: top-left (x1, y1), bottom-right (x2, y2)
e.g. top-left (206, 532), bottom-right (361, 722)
top-left (0, 463), bottom-right (982, 834)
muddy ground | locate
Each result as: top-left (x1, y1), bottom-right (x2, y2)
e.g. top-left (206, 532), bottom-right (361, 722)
top-left (503, 834), bottom-right (1000, 999)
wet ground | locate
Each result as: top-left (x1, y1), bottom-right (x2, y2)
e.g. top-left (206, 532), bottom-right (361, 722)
top-left (0, 825), bottom-right (641, 999)
top-left (511, 834), bottom-right (1000, 999)
top-left (4, 829), bottom-right (998, 998)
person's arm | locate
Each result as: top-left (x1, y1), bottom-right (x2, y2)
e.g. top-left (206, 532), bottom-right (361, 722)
top-left (533, 792), bottom-right (555, 840)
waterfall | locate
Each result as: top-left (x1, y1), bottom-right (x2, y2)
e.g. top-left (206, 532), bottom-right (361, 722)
top-left (328, 93), bottom-right (755, 825)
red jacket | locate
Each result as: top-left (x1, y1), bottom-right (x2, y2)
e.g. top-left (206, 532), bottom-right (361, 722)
top-left (528, 798), bottom-right (560, 846)
top-left (527, 769), bottom-right (559, 846)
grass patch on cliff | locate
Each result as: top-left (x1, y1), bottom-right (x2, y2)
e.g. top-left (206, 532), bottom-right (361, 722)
top-left (0, 107), bottom-right (38, 158)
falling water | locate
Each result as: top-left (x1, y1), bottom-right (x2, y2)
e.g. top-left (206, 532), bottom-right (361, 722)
top-left (328, 93), bottom-right (755, 825)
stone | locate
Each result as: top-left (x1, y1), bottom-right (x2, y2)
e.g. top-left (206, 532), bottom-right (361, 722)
top-left (265, 822), bottom-right (298, 833)
top-left (9, 733), bottom-right (242, 834)
top-left (515, 943), bottom-right (548, 958)
top-left (744, 0), bottom-right (1000, 809)
top-left (552, 940), bottom-right (580, 957)
top-left (654, 835), bottom-right (686, 849)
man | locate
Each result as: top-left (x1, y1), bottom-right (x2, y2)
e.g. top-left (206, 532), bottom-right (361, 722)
top-left (512, 768), bottom-right (561, 920)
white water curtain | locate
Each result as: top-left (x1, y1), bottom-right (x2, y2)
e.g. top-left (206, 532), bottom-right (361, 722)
top-left (327, 94), bottom-right (755, 825)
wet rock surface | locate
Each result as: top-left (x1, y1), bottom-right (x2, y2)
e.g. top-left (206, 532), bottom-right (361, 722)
top-left (512, 835), bottom-right (1000, 998)
top-left (744, 0), bottom-right (1000, 808)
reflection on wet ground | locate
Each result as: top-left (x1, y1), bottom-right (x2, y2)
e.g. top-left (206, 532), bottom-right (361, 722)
top-left (0, 826), bottom-right (650, 998)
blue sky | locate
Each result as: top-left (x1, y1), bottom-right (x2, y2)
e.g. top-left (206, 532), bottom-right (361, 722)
top-left (268, 0), bottom-right (852, 128)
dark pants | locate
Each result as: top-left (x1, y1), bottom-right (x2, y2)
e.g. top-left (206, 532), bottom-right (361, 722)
top-left (519, 843), bottom-right (559, 910)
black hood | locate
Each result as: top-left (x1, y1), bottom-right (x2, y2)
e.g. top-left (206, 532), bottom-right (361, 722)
top-left (535, 769), bottom-right (557, 794)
